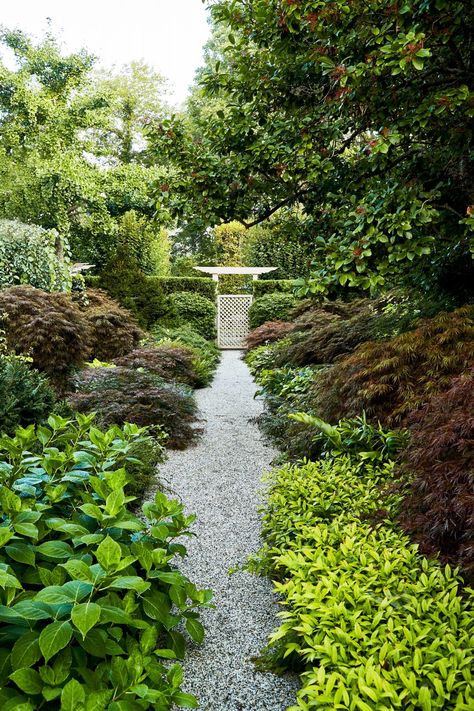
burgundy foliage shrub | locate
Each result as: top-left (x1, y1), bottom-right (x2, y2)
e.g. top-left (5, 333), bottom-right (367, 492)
top-left (114, 344), bottom-right (201, 387)
top-left (399, 370), bottom-right (474, 577)
top-left (80, 289), bottom-right (144, 361)
top-left (68, 366), bottom-right (199, 449)
top-left (246, 321), bottom-right (295, 350)
top-left (0, 285), bottom-right (90, 386)
top-left (311, 306), bottom-right (474, 426)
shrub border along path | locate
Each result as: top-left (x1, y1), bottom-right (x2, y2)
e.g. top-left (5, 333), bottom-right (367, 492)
top-left (147, 350), bottom-right (299, 710)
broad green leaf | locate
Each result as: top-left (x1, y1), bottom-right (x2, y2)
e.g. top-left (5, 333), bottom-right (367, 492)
top-left (11, 631), bottom-right (42, 670)
top-left (61, 678), bottom-right (85, 710)
top-left (185, 618), bottom-right (204, 644)
top-left (39, 621), bottom-right (73, 663)
top-left (36, 541), bottom-right (73, 560)
top-left (9, 668), bottom-right (43, 695)
top-left (95, 536), bottom-right (121, 570)
top-left (71, 602), bottom-right (101, 638)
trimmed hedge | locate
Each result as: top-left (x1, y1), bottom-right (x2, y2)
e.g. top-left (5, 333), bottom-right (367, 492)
top-left (249, 293), bottom-right (297, 329)
top-left (169, 292), bottom-right (217, 340)
top-left (252, 279), bottom-right (295, 298)
top-left (150, 277), bottom-right (216, 302)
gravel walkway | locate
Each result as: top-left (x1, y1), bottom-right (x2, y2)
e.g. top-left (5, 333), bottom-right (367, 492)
top-left (151, 350), bottom-right (299, 711)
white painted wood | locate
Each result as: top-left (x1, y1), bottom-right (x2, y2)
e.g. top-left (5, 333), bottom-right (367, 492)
top-left (217, 295), bottom-right (253, 349)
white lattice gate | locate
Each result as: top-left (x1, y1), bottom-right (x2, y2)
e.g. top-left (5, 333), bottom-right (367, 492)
top-left (217, 295), bottom-right (253, 349)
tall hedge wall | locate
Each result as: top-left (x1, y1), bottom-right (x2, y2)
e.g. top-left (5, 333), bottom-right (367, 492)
top-left (252, 279), bottom-right (296, 297)
top-left (149, 277), bottom-right (216, 301)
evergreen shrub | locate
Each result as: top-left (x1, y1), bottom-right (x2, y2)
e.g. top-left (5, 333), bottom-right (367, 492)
top-left (252, 280), bottom-right (295, 298)
top-left (249, 294), bottom-right (296, 329)
top-left (0, 355), bottom-right (55, 435)
top-left (169, 292), bottom-right (217, 340)
top-left (254, 456), bottom-right (474, 710)
top-left (150, 277), bottom-right (216, 302)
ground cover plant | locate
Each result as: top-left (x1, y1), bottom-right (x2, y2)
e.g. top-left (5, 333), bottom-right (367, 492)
top-left (0, 414), bottom-right (210, 709)
top-left (68, 367), bottom-right (199, 450)
top-left (253, 452), bottom-right (474, 710)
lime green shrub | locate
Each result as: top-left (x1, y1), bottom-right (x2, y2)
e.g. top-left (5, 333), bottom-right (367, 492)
top-left (255, 457), bottom-right (474, 710)
top-left (169, 292), bottom-right (217, 340)
top-left (249, 293), bottom-right (296, 329)
top-left (0, 414), bottom-right (211, 709)
top-left (0, 219), bottom-right (71, 292)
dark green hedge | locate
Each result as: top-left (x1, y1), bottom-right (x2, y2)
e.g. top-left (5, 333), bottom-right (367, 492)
top-left (149, 277), bottom-right (216, 301)
top-left (252, 279), bottom-right (296, 297)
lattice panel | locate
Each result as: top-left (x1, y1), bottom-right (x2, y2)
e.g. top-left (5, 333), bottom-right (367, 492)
top-left (217, 295), bottom-right (253, 349)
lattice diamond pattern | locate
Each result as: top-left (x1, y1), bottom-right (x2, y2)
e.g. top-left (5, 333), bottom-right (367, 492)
top-left (217, 295), bottom-right (253, 349)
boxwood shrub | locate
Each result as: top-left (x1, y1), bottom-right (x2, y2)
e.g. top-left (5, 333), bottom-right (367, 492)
top-left (254, 455), bottom-right (474, 710)
top-left (0, 414), bottom-right (210, 709)
top-left (169, 292), bottom-right (217, 341)
top-left (249, 293), bottom-right (297, 329)
top-left (252, 279), bottom-right (296, 298)
top-left (0, 355), bottom-right (55, 436)
top-left (149, 277), bottom-right (216, 302)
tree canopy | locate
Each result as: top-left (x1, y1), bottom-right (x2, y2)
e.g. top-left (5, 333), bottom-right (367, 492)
top-left (152, 0), bottom-right (474, 296)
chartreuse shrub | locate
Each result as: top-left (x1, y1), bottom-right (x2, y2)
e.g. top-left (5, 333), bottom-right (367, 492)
top-left (0, 414), bottom-right (211, 710)
top-left (249, 293), bottom-right (296, 330)
top-left (254, 455), bottom-right (474, 710)
top-left (0, 219), bottom-right (71, 292)
top-left (0, 355), bottom-right (56, 436)
top-left (168, 292), bottom-right (217, 341)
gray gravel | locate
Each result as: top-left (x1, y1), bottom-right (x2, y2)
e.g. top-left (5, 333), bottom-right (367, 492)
top-left (149, 350), bottom-right (299, 711)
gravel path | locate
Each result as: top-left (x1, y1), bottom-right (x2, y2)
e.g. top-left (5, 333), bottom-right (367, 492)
top-left (151, 350), bottom-right (299, 711)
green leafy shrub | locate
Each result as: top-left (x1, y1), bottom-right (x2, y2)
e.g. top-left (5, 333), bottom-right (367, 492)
top-left (68, 367), bottom-right (199, 449)
top-left (80, 289), bottom-right (144, 361)
top-left (256, 367), bottom-right (315, 403)
top-left (252, 280), bottom-right (296, 298)
top-left (152, 326), bottom-right (220, 386)
top-left (249, 294), bottom-right (296, 330)
top-left (254, 456), bottom-right (474, 710)
top-left (291, 411), bottom-right (409, 463)
top-left (312, 306), bottom-right (474, 426)
top-left (0, 355), bottom-right (55, 436)
top-left (169, 292), bottom-right (217, 340)
top-left (150, 277), bottom-right (216, 301)
top-left (0, 414), bottom-right (210, 709)
top-left (400, 370), bottom-right (474, 577)
top-left (0, 286), bottom-right (91, 388)
top-left (98, 253), bottom-right (175, 328)
top-left (0, 219), bottom-right (71, 292)
top-left (114, 345), bottom-right (203, 388)
top-left (246, 321), bottom-right (295, 350)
